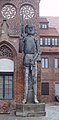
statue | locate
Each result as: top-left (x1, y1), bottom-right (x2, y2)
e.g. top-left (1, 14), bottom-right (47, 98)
top-left (19, 24), bottom-right (40, 104)
top-left (19, 9), bottom-right (40, 104)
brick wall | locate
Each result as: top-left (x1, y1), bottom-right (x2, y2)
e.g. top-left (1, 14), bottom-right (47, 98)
top-left (0, 0), bottom-right (41, 113)
top-left (40, 53), bottom-right (59, 103)
top-left (0, 0), bottom-right (59, 114)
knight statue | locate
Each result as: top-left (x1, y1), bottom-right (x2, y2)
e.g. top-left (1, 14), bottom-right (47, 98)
top-left (19, 23), bottom-right (41, 104)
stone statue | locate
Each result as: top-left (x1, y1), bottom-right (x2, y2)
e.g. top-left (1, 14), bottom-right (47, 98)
top-left (19, 24), bottom-right (40, 104)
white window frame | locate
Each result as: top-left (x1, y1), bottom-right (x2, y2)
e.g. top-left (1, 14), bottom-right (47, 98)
top-left (48, 38), bottom-right (50, 45)
top-left (42, 58), bottom-right (48, 68)
top-left (55, 38), bottom-right (58, 45)
top-left (45, 38), bottom-right (48, 45)
top-left (52, 38), bottom-right (55, 45)
top-left (40, 38), bottom-right (43, 45)
top-left (55, 58), bottom-right (59, 68)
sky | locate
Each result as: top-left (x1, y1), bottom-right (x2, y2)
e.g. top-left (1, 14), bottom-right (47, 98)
top-left (40, 0), bottom-right (59, 16)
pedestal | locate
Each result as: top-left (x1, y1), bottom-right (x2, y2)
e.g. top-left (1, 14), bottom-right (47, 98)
top-left (16, 103), bottom-right (46, 117)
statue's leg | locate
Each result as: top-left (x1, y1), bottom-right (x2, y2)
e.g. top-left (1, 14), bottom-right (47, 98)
top-left (32, 62), bottom-right (39, 103)
top-left (23, 66), bottom-right (29, 104)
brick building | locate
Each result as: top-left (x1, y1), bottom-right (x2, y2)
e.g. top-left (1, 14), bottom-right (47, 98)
top-left (40, 17), bottom-right (59, 102)
top-left (0, 0), bottom-right (41, 113)
top-left (0, 0), bottom-right (59, 114)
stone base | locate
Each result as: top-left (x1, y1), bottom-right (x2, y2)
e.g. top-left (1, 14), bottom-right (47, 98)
top-left (16, 103), bottom-right (46, 117)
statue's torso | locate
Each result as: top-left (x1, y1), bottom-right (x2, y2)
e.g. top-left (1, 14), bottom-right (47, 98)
top-left (24, 36), bottom-right (36, 54)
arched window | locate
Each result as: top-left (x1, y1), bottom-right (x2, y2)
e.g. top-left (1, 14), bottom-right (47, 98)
top-left (0, 59), bottom-right (14, 99)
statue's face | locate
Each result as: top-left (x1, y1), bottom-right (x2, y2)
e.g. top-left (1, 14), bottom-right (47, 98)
top-left (25, 25), bottom-right (35, 35)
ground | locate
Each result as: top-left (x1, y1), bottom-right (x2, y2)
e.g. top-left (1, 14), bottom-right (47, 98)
top-left (0, 103), bottom-right (59, 120)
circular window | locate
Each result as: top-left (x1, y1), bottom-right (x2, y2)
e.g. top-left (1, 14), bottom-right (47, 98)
top-left (1, 4), bottom-right (16, 19)
top-left (20, 4), bottom-right (35, 19)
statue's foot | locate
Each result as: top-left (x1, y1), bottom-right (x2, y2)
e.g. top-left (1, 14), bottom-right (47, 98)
top-left (22, 99), bottom-right (27, 104)
top-left (34, 99), bottom-right (39, 103)
top-left (34, 96), bottom-right (39, 104)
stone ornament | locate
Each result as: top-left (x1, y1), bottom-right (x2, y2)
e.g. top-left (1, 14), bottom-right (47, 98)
top-left (1, 4), bottom-right (16, 19)
top-left (0, 45), bottom-right (13, 58)
top-left (20, 4), bottom-right (35, 19)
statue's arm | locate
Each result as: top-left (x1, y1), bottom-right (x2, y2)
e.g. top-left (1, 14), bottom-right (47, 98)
top-left (35, 37), bottom-right (40, 54)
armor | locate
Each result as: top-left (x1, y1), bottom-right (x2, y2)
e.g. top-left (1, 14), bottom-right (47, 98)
top-left (20, 24), bottom-right (40, 103)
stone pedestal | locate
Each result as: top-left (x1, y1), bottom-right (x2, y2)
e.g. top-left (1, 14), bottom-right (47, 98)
top-left (16, 103), bottom-right (46, 117)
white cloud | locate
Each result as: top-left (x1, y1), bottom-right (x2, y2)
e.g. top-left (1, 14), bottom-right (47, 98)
top-left (40, 0), bottom-right (59, 16)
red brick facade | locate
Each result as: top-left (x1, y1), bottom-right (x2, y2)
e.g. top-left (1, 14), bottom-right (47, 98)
top-left (40, 17), bottom-right (59, 103)
top-left (0, 0), bottom-right (41, 113)
top-left (0, 0), bottom-right (59, 114)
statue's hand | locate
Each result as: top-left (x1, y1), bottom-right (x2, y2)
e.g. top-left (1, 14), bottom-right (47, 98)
top-left (33, 53), bottom-right (39, 62)
top-left (21, 33), bottom-right (27, 39)
top-left (30, 59), bottom-right (35, 66)
top-left (31, 60), bottom-right (35, 65)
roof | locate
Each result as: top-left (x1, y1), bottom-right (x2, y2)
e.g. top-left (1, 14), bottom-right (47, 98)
top-left (40, 16), bottom-right (59, 36)
top-left (40, 17), bottom-right (49, 23)
top-left (40, 27), bottom-right (59, 36)
top-left (46, 17), bottom-right (59, 33)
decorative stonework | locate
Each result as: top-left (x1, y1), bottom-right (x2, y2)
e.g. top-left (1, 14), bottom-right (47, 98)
top-left (0, 45), bottom-right (13, 58)
top-left (1, 4), bottom-right (16, 19)
top-left (20, 4), bottom-right (35, 19)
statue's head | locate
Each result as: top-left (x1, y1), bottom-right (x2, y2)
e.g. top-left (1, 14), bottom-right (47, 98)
top-left (25, 24), bottom-right (35, 35)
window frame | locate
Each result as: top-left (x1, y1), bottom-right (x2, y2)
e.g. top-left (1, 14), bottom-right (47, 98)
top-left (0, 72), bottom-right (13, 100)
top-left (40, 37), bottom-right (43, 45)
top-left (41, 58), bottom-right (49, 68)
top-left (54, 58), bottom-right (59, 68)
top-left (44, 38), bottom-right (48, 45)
top-left (55, 38), bottom-right (58, 45)
top-left (48, 38), bottom-right (51, 45)
top-left (40, 23), bottom-right (48, 29)
top-left (51, 37), bottom-right (58, 46)
top-left (41, 82), bottom-right (49, 95)
top-left (40, 37), bottom-right (58, 46)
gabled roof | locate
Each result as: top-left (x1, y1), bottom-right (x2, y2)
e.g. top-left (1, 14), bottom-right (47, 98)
top-left (40, 16), bottom-right (59, 36)
top-left (40, 17), bottom-right (49, 23)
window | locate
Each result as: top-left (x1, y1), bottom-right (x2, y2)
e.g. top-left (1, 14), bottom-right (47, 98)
top-left (52, 38), bottom-right (55, 45)
top-left (40, 37), bottom-right (58, 46)
top-left (42, 58), bottom-right (48, 68)
top-left (55, 83), bottom-right (59, 96)
top-left (44, 37), bottom-right (58, 46)
top-left (0, 73), bottom-right (13, 99)
top-left (40, 38), bottom-right (43, 45)
top-left (54, 58), bottom-right (59, 68)
top-left (45, 38), bottom-right (48, 45)
top-left (44, 24), bottom-right (47, 28)
top-left (44, 37), bottom-right (51, 46)
top-left (48, 38), bottom-right (50, 45)
top-left (55, 38), bottom-right (58, 45)
top-left (0, 59), bottom-right (14, 99)
top-left (1, 4), bottom-right (16, 19)
top-left (41, 83), bottom-right (49, 95)
top-left (52, 38), bottom-right (58, 46)
top-left (42, 24), bottom-right (45, 28)
top-left (40, 23), bottom-right (48, 29)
